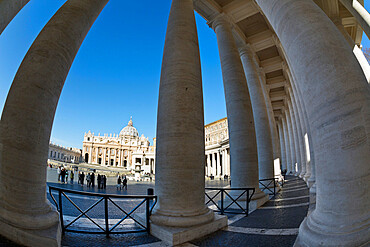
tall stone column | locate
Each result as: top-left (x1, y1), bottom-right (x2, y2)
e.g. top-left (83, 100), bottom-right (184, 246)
top-left (258, 68), bottom-right (281, 165)
top-left (212, 15), bottom-right (266, 203)
top-left (0, 0), bottom-right (109, 246)
top-left (256, 0), bottom-right (370, 246)
top-left (0, 0), bottom-right (30, 35)
top-left (88, 146), bottom-right (92, 164)
top-left (216, 151), bottom-right (221, 177)
top-left (102, 148), bottom-right (106, 165)
top-left (285, 106), bottom-right (296, 174)
top-left (95, 147), bottom-right (99, 164)
top-left (239, 44), bottom-right (274, 182)
top-left (287, 99), bottom-right (302, 175)
top-left (151, 1), bottom-right (221, 240)
top-left (287, 86), bottom-right (306, 178)
top-left (118, 149), bottom-right (122, 167)
top-left (282, 114), bottom-right (291, 173)
top-left (277, 119), bottom-right (287, 172)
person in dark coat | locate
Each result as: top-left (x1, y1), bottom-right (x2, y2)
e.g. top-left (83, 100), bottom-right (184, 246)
top-left (97, 174), bottom-right (101, 189)
top-left (91, 173), bottom-right (95, 187)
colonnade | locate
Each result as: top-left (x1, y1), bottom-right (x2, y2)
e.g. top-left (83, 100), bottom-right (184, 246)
top-left (0, 0), bottom-right (369, 246)
top-left (205, 148), bottom-right (230, 178)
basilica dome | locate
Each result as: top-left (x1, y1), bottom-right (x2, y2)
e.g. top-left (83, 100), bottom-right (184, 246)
top-left (119, 117), bottom-right (139, 137)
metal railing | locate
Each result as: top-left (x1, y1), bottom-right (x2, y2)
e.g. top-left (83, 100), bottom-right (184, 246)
top-left (48, 186), bottom-right (157, 236)
top-left (205, 188), bottom-right (255, 216)
top-left (259, 178), bottom-right (281, 195)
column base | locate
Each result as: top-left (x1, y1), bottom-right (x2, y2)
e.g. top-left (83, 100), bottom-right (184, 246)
top-left (294, 214), bottom-right (370, 247)
top-left (150, 214), bottom-right (227, 246)
top-left (0, 218), bottom-right (61, 247)
top-left (309, 182), bottom-right (316, 193)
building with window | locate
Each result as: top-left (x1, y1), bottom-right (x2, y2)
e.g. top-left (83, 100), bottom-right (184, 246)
top-left (82, 117), bottom-right (155, 175)
top-left (48, 143), bottom-right (82, 164)
top-left (205, 117), bottom-right (230, 179)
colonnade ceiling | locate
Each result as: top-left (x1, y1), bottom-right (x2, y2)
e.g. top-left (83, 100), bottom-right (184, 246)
top-left (194, 0), bottom-right (364, 120)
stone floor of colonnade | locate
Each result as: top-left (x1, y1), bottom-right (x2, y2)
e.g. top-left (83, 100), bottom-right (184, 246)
top-left (0, 176), bottom-right (310, 247)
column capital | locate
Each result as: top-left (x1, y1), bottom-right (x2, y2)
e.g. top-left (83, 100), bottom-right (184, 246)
top-left (238, 43), bottom-right (253, 57)
top-left (208, 14), bottom-right (232, 31)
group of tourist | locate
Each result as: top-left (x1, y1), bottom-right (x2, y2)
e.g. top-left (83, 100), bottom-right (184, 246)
top-left (117, 175), bottom-right (128, 190)
top-left (77, 172), bottom-right (107, 189)
top-left (57, 166), bottom-right (74, 184)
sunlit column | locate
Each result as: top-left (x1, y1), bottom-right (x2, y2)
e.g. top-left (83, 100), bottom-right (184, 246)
top-left (239, 44), bottom-right (274, 182)
top-left (0, 0), bottom-right (109, 246)
top-left (212, 15), bottom-right (266, 203)
top-left (287, 99), bottom-right (302, 175)
top-left (257, 0), bottom-right (370, 246)
top-left (151, 0), bottom-right (214, 228)
top-left (95, 147), bottom-right (99, 164)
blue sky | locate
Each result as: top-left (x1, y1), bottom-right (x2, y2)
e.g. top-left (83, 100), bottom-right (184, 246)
top-left (0, 0), bottom-right (369, 149)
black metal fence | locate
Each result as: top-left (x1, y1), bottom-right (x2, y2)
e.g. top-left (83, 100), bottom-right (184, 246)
top-left (259, 177), bottom-right (283, 195)
top-left (205, 188), bottom-right (255, 216)
top-left (48, 186), bottom-right (157, 236)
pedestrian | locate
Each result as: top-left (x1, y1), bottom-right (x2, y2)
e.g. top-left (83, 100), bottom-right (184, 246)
top-left (60, 168), bottom-right (66, 183)
top-left (86, 173), bottom-right (91, 187)
top-left (65, 170), bottom-right (68, 184)
top-left (97, 174), bottom-right (101, 189)
top-left (70, 170), bottom-right (74, 184)
top-left (102, 175), bottom-right (107, 189)
top-left (117, 175), bottom-right (121, 190)
top-left (81, 172), bottom-right (85, 186)
top-left (57, 167), bottom-right (61, 182)
top-left (91, 173), bottom-right (95, 187)
top-left (122, 176), bottom-right (127, 190)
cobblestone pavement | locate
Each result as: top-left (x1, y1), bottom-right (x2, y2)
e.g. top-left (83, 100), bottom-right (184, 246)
top-left (0, 176), bottom-right (309, 246)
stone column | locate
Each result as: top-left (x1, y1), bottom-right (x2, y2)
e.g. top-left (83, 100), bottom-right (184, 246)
top-left (287, 86), bottom-right (306, 178)
top-left (287, 99), bottom-right (302, 175)
top-left (95, 147), bottom-right (99, 164)
top-left (102, 148), bottom-right (106, 165)
top-left (88, 146), bottom-right (92, 164)
top-left (239, 44), bottom-right (274, 181)
top-left (0, 0), bottom-right (30, 35)
top-left (282, 114), bottom-right (291, 173)
top-left (212, 152), bottom-right (217, 176)
top-left (118, 148), bottom-right (122, 167)
top-left (339, 0), bottom-right (370, 39)
top-left (285, 105), bottom-right (296, 174)
top-left (151, 0), bottom-right (216, 233)
top-left (212, 15), bottom-right (266, 203)
top-left (277, 119), bottom-right (287, 172)
top-left (256, 0), bottom-right (370, 246)
top-left (216, 151), bottom-right (221, 177)
top-left (0, 0), bottom-right (109, 246)
top-left (258, 68), bottom-right (281, 165)
top-left (107, 148), bottom-right (111, 166)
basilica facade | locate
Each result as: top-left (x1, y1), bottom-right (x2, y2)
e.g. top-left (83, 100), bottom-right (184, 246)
top-left (82, 117), bottom-right (155, 174)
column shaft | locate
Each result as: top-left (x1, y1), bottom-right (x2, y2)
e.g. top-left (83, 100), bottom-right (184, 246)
top-left (256, 0), bottom-right (370, 245)
top-left (0, 0), bottom-right (109, 245)
top-left (277, 120), bottom-right (287, 172)
top-left (240, 45), bottom-right (274, 181)
top-left (151, 0), bottom-right (213, 227)
top-left (285, 106), bottom-right (296, 173)
top-left (212, 16), bottom-right (265, 200)
top-left (0, 0), bottom-right (30, 35)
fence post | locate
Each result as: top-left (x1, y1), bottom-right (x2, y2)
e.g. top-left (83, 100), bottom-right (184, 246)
top-left (220, 189), bottom-right (224, 215)
top-left (274, 179), bottom-right (276, 195)
top-left (105, 196), bottom-right (109, 237)
top-left (246, 189), bottom-right (249, 216)
top-left (147, 188), bottom-right (154, 233)
top-left (58, 190), bottom-right (65, 234)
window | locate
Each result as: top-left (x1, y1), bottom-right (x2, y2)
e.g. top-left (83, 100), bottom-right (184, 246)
top-left (87, 137), bottom-right (90, 141)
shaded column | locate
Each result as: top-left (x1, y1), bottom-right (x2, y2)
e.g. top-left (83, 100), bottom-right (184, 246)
top-left (282, 114), bottom-right (291, 174)
top-left (0, 0), bottom-right (109, 246)
top-left (256, 0), bottom-right (370, 246)
top-left (239, 45), bottom-right (274, 181)
top-left (151, 0), bottom-right (214, 228)
top-left (211, 15), bottom-right (266, 202)
top-left (0, 0), bottom-right (30, 35)
top-left (287, 86), bottom-right (306, 178)
top-left (285, 105), bottom-right (296, 174)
